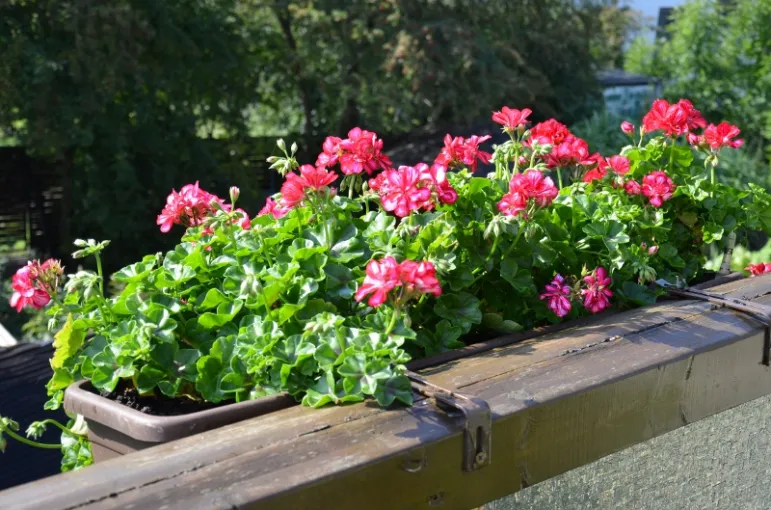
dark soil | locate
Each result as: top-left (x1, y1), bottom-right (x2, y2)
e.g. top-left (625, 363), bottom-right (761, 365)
top-left (94, 380), bottom-right (227, 416)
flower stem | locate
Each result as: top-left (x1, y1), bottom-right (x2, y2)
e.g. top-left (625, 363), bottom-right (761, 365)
top-left (384, 307), bottom-right (400, 336)
top-left (502, 224), bottom-right (525, 260)
top-left (557, 168), bottom-right (563, 189)
top-left (485, 236), bottom-right (500, 263)
top-left (95, 252), bottom-right (104, 296)
top-left (2, 427), bottom-right (61, 450)
top-left (33, 419), bottom-right (81, 436)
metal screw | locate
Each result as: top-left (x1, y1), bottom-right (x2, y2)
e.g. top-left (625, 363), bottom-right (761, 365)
top-left (475, 451), bottom-right (487, 466)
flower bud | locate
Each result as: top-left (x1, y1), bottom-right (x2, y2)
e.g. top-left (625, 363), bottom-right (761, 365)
top-left (229, 186), bottom-right (240, 204)
top-left (290, 142), bottom-right (298, 154)
top-left (276, 138), bottom-right (286, 152)
top-left (621, 121), bottom-right (634, 135)
top-left (648, 245), bottom-right (659, 256)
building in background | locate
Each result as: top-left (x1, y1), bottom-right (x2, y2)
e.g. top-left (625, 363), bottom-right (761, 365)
top-left (598, 69), bottom-right (661, 119)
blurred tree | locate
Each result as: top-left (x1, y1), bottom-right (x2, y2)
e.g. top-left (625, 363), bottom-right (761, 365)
top-left (0, 0), bottom-right (625, 270)
top-left (0, 0), bottom-right (283, 269)
top-left (264, 0), bottom-right (612, 134)
top-left (625, 0), bottom-right (771, 155)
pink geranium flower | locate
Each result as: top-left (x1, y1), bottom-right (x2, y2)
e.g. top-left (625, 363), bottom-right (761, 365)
top-left (642, 171), bottom-right (676, 207)
top-left (581, 267), bottom-right (613, 314)
top-left (9, 263), bottom-right (52, 312)
top-left (605, 155), bottom-right (630, 175)
top-left (156, 182), bottom-right (222, 233)
top-left (624, 180), bottom-right (642, 196)
top-left (620, 121), bottom-right (635, 135)
top-left (338, 128), bottom-right (393, 175)
top-left (583, 166), bottom-right (607, 183)
top-left (354, 257), bottom-right (400, 307)
top-left (544, 136), bottom-right (594, 169)
top-left (540, 274), bottom-right (572, 318)
top-left (746, 263), bottom-right (771, 277)
top-left (642, 99), bottom-right (689, 136)
top-left (279, 165), bottom-right (339, 209)
top-left (398, 260), bottom-right (442, 297)
top-left (677, 99), bottom-right (707, 131)
top-left (279, 173), bottom-right (307, 209)
top-left (703, 122), bottom-right (743, 150)
top-left (529, 119), bottom-right (571, 145)
top-left (492, 106), bottom-right (532, 132)
top-left (510, 170), bottom-right (559, 208)
top-left (497, 191), bottom-right (528, 217)
top-left (434, 134), bottom-right (492, 171)
top-left (379, 166), bottom-right (432, 218)
top-left (258, 197), bottom-right (289, 219)
top-left (417, 163), bottom-right (458, 208)
top-left (316, 136), bottom-right (344, 168)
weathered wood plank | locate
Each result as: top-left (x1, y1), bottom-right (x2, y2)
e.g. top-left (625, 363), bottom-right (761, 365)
top-left (1, 275), bottom-right (770, 510)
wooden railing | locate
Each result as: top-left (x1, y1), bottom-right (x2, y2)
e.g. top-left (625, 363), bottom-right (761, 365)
top-left (2, 275), bottom-right (771, 509)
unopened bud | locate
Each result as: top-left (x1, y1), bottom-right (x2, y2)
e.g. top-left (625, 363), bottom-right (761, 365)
top-left (276, 138), bottom-right (286, 152)
top-left (648, 245), bottom-right (659, 256)
top-left (290, 142), bottom-right (298, 154)
top-left (229, 186), bottom-right (240, 204)
top-left (620, 121), bottom-right (634, 135)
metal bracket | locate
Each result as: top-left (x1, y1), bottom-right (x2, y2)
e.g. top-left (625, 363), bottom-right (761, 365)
top-left (657, 279), bottom-right (771, 365)
top-left (406, 370), bottom-right (491, 472)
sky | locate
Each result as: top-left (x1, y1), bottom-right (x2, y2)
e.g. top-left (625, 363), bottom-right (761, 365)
top-left (628, 0), bottom-right (688, 23)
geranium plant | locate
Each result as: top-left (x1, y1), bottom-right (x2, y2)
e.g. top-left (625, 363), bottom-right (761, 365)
top-left (3, 99), bottom-right (771, 471)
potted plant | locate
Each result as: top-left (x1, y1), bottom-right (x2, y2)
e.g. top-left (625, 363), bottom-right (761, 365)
top-left (2, 99), bottom-right (771, 469)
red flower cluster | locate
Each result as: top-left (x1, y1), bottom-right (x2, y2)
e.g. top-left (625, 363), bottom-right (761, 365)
top-left (543, 136), bottom-right (597, 169)
top-left (581, 267), bottom-right (613, 314)
top-left (492, 106), bottom-right (532, 132)
top-left (369, 163), bottom-right (457, 218)
top-left (434, 134), bottom-right (492, 172)
top-left (528, 119), bottom-right (598, 170)
top-left (157, 182), bottom-right (223, 233)
top-left (641, 171), bottom-right (676, 207)
top-left (583, 155), bottom-right (630, 183)
top-left (316, 127), bottom-right (392, 176)
top-left (703, 122), bottom-right (743, 150)
top-left (9, 259), bottom-right (62, 312)
top-left (497, 170), bottom-right (559, 218)
top-left (529, 119), bottom-right (571, 146)
top-left (746, 263), bottom-right (771, 277)
top-left (280, 164), bottom-right (338, 209)
top-left (354, 256), bottom-right (441, 308)
top-left (642, 99), bottom-right (706, 136)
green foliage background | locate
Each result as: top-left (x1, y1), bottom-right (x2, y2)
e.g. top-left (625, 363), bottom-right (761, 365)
top-left (625, 0), bottom-right (771, 162)
top-left (0, 0), bottom-right (636, 271)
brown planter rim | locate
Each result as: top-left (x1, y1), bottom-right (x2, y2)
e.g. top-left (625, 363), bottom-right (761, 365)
top-left (64, 271), bottom-right (744, 444)
top-left (64, 380), bottom-right (295, 443)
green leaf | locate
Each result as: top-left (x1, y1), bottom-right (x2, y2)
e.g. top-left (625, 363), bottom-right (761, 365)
top-left (136, 366), bottom-right (165, 394)
top-left (52, 314), bottom-right (85, 370)
top-left (620, 281), bottom-right (657, 306)
top-left (500, 259), bottom-right (535, 293)
top-left (112, 261), bottom-right (155, 283)
top-left (331, 224), bottom-right (366, 263)
top-left (197, 288), bottom-right (229, 310)
top-left (435, 292), bottom-right (483, 330)
top-left (703, 222), bottom-right (724, 243)
top-left (198, 300), bottom-right (243, 330)
top-left (195, 356), bottom-right (223, 402)
top-left (373, 373), bottom-right (413, 407)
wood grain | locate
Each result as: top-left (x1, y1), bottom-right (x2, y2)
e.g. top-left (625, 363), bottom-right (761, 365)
top-left (1, 275), bottom-right (770, 510)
